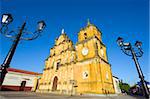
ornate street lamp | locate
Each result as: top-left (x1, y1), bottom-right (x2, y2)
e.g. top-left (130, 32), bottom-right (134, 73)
top-left (116, 37), bottom-right (149, 98)
top-left (0, 13), bottom-right (46, 88)
top-left (1, 14), bottom-right (13, 25)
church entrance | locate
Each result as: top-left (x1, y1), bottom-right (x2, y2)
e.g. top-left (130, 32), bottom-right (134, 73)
top-left (52, 76), bottom-right (58, 91)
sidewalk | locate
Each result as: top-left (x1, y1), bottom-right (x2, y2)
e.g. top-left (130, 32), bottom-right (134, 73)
top-left (0, 91), bottom-right (146, 99)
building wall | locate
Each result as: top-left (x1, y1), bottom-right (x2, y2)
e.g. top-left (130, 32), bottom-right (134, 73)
top-left (113, 77), bottom-right (121, 94)
top-left (2, 70), bottom-right (39, 91)
top-left (35, 21), bottom-right (115, 94)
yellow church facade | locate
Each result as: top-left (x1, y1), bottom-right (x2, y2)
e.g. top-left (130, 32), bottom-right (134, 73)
top-left (34, 21), bottom-right (115, 95)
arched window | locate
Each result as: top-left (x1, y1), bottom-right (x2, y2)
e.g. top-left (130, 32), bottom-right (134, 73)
top-left (84, 33), bottom-right (87, 39)
top-left (56, 59), bottom-right (61, 70)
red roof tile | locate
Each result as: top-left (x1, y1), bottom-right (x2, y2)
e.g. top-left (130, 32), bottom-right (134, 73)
top-left (0, 67), bottom-right (40, 75)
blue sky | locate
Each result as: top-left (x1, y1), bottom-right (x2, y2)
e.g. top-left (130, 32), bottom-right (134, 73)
top-left (0, 0), bottom-right (149, 85)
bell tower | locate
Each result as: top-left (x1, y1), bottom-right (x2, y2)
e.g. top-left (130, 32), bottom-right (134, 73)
top-left (76, 20), bottom-right (108, 62)
top-left (78, 19), bottom-right (102, 42)
top-left (75, 20), bottom-right (115, 94)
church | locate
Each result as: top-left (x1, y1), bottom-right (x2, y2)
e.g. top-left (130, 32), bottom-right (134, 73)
top-left (34, 20), bottom-right (115, 95)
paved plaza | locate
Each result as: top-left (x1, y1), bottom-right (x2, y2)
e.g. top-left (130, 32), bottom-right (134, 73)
top-left (0, 91), bottom-right (146, 99)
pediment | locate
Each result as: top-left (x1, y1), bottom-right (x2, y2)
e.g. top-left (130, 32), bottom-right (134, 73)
top-left (55, 33), bottom-right (71, 45)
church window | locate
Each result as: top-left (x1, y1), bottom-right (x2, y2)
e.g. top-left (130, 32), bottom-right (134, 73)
top-left (82, 71), bottom-right (89, 79)
top-left (95, 42), bottom-right (98, 50)
top-left (84, 33), bottom-right (87, 39)
top-left (56, 60), bottom-right (61, 70)
top-left (84, 33), bottom-right (87, 36)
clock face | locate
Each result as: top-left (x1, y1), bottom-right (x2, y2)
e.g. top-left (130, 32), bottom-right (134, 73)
top-left (82, 47), bottom-right (89, 56)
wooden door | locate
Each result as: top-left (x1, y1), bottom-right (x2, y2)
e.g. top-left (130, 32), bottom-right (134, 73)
top-left (52, 77), bottom-right (58, 91)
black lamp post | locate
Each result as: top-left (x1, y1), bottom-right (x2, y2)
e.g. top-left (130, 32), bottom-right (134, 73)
top-left (0, 13), bottom-right (46, 89)
top-left (116, 37), bottom-right (149, 98)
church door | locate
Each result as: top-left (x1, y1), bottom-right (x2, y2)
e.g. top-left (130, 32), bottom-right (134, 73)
top-left (52, 76), bottom-right (58, 91)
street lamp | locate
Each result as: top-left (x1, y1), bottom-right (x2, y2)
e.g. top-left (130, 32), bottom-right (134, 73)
top-left (0, 13), bottom-right (46, 88)
top-left (116, 37), bottom-right (149, 98)
top-left (1, 14), bottom-right (13, 25)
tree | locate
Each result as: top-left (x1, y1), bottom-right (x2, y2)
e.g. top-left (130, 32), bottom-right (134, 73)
top-left (119, 81), bottom-right (130, 94)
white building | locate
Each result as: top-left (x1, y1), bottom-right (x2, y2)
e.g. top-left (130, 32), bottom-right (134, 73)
top-left (113, 76), bottom-right (121, 94)
top-left (1, 68), bottom-right (40, 91)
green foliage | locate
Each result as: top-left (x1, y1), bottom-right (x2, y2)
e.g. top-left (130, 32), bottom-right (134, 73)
top-left (119, 82), bottom-right (130, 93)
